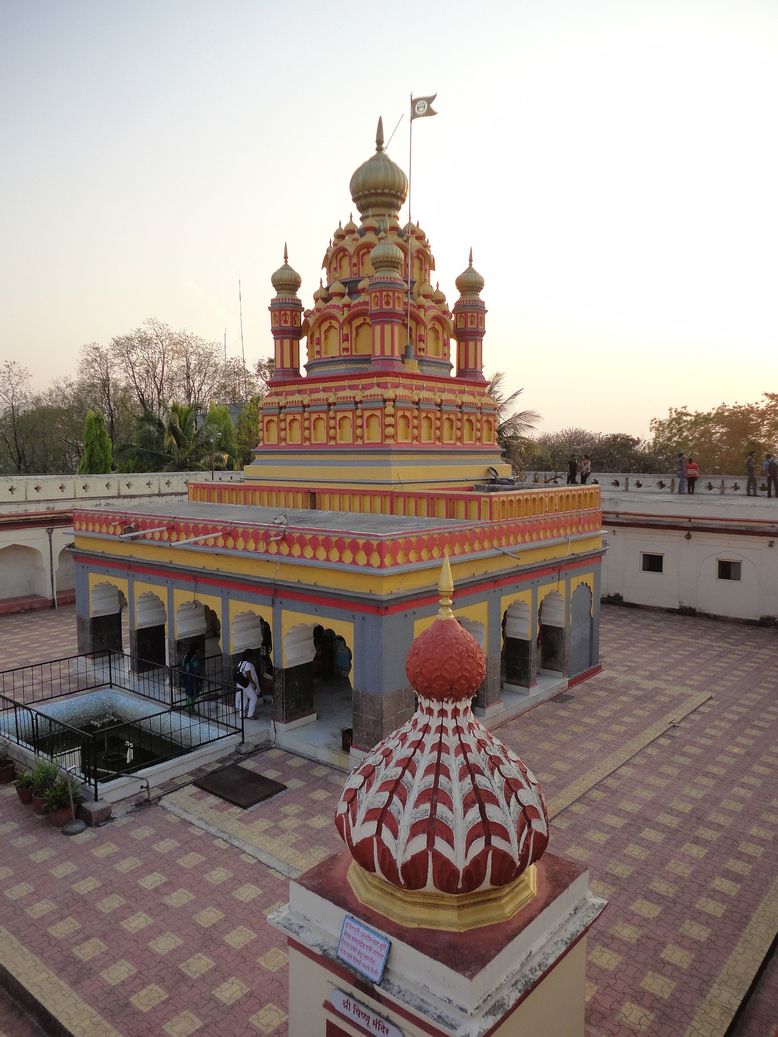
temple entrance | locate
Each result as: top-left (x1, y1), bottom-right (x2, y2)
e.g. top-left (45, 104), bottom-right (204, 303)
top-left (278, 623), bottom-right (353, 754)
top-left (458, 617), bottom-right (488, 706)
top-left (231, 610), bottom-right (274, 698)
top-left (132, 592), bottom-right (167, 671)
top-left (539, 592), bottom-right (565, 673)
top-left (86, 582), bottom-right (127, 655)
top-left (502, 601), bottom-right (534, 689)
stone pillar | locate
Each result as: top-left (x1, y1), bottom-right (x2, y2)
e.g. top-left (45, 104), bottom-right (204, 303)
top-left (271, 851), bottom-right (605, 1037)
top-left (352, 685), bottom-right (415, 753)
top-left (273, 662), bottom-right (316, 728)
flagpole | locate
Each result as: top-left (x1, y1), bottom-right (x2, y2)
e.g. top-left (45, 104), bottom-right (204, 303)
top-left (406, 92), bottom-right (413, 357)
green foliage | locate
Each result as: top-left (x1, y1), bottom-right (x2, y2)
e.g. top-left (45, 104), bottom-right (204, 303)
top-left (42, 776), bottom-right (83, 811)
top-left (649, 395), bottom-right (778, 474)
top-left (205, 403), bottom-right (237, 470)
top-left (486, 372), bottom-right (540, 474)
top-left (14, 769), bottom-right (35, 790)
top-left (235, 397), bottom-right (262, 467)
top-left (29, 758), bottom-right (60, 795)
top-left (117, 402), bottom-right (228, 472)
top-left (79, 410), bottom-right (113, 473)
top-left (525, 428), bottom-right (672, 474)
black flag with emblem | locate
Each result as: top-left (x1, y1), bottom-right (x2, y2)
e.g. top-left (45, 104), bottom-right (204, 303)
top-left (410, 94), bottom-right (438, 120)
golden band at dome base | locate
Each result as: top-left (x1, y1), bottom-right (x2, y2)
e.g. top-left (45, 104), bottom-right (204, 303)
top-left (347, 861), bottom-right (537, 932)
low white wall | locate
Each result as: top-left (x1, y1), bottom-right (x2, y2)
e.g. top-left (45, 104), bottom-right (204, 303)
top-left (0, 470), bottom-right (243, 514)
top-left (529, 470), bottom-right (752, 495)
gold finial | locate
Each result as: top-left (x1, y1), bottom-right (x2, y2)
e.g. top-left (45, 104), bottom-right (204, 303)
top-left (468, 247), bottom-right (473, 266)
top-left (376, 116), bottom-right (385, 152)
top-left (437, 552), bottom-right (454, 618)
top-left (283, 242), bottom-right (288, 263)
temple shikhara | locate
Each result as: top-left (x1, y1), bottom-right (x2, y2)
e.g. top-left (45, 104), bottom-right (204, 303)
top-left (72, 117), bottom-right (605, 757)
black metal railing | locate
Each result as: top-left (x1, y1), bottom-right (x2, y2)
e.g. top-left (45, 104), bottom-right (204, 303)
top-left (0, 651), bottom-right (242, 800)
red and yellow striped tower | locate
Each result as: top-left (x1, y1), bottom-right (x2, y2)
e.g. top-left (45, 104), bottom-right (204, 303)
top-left (453, 248), bottom-right (487, 383)
top-left (268, 244), bottom-right (303, 383)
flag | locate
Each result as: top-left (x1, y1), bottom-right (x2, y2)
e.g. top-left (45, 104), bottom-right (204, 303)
top-left (411, 94), bottom-right (438, 120)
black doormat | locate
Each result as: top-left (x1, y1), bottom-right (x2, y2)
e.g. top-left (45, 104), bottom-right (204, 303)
top-left (193, 764), bottom-right (287, 809)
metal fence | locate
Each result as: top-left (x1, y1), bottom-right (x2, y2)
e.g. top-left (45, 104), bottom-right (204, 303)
top-left (0, 651), bottom-right (242, 800)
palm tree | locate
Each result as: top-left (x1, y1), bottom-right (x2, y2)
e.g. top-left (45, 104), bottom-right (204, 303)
top-left (486, 372), bottom-right (541, 473)
top-left (117, 403), bottom-right (224, 472)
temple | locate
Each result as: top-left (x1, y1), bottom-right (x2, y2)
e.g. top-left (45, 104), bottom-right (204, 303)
top-left (72, 118), bottom-right (605, 758)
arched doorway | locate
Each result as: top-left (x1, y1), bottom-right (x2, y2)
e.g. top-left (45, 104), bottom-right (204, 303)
top-left (280, 623), bottom-right (353, 735)
top-left (502, 600), bottom-right (534, 688)
top-left (458, 617), bottom-right (488, 704)
top-left (231, 610), bottom-right (273, 697)
top-left (89, 582), bottom-right (127, 655)
top-left (538, 591), bottom-right (565, 673)
top-left (55, 546), bottom-right (75, 605)
top-left (133, 591), bottom-right (167, 670)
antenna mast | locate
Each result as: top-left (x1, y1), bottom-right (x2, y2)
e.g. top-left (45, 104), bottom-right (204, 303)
top-left (238, 279), bottom-right (247, 396)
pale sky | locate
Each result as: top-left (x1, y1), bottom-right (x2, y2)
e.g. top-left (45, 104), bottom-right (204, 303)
top-left (2, 0), bottom-right (777, 437)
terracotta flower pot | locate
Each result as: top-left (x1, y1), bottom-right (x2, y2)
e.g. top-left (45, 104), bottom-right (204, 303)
top-left (31, 792), bottom-right (48, 816)
top-left (15, 784), bottom-right (33, 805)
top-left (48, 805), bottom-right (75, 829)
top-left (0, 762), bottom-right (16, 784)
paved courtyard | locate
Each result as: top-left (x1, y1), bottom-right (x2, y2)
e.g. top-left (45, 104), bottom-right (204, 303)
top-left (0, 604), bottom-right (775, 1036)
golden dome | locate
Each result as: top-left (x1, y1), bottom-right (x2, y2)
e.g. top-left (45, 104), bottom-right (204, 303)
top-left (333, 221), bottom-right (346, 242)
top-left (432, 281), bottom-right (446, 304)
top-left (349, 117), bottom-right (408, 222)
top-left (370, 232), bottom-right (405, 276)
top-left (455, 248), bottom-right (485, 296)
top-left (271, 244), bottom-right (302, 294)
top-left (344, 213), bottom-right (358, 235)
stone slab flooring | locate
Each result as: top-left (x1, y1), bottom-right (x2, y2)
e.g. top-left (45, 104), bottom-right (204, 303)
top-left (0, 604), bottom-right (775, 1037)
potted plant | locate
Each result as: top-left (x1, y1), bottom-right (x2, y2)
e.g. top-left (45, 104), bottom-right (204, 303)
top-left (14, 769), bottom-right (35, 805)
top-left (0, 740), bottom-right (15, 784)
top-left (43, 777), bottom-right (84, 828)
top-left (29, 759), bottom-right (60, 816)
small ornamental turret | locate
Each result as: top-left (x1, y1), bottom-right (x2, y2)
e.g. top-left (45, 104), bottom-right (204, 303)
top-left (453, 248), bottom-right (487, 382)
top-left (368, 231), bottom-right (406, 371)
top-left (269, 244), bottom-right (303, 382)
top-left (336, 556), bottom-right (549, 930)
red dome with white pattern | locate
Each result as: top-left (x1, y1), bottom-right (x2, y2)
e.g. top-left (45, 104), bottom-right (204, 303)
top-left (335, 558), bottom-right (549, 895)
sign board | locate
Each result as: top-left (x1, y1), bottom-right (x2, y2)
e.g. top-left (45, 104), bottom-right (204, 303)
top-left (336, 915), bottom-right (391, 984)
top-left (328, 989), bottom-right (403, 1037)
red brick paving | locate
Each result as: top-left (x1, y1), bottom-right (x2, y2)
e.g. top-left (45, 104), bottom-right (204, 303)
top-left (0, 604), bottom-right (776, 1036)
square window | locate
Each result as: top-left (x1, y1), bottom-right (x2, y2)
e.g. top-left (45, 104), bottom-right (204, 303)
top-left (641, 553), bottom-right (663, 573)
top-left (717, 560), bottom-right (741, 581)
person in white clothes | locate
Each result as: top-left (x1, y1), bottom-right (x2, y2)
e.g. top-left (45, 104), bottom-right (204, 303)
top-left (234, 653), bottom-right (259, 719)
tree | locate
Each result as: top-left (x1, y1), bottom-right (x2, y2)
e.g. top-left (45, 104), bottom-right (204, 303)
top-left (117, 402), bottom-right (225, 472)
top-left (79, 410), bottom-right (113, 474)
top-left (0, 361), bottom-right (32, 472)
top-left (77, 343), bottom-right (136, 450)
top-left (486, 372), bottom-right (540, 473)
top-left (649, 395), bottom-right (778, 473)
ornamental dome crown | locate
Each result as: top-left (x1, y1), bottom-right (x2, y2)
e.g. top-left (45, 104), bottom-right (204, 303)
top-left (455, 248), bottom-right (485, 296)
top-left (370, 231), bottom-right (405, 276)
top-left (336, 557), bottom-right (549, 910)
top-left (270, 244), bottom-right (302, 294)
top-left (349, 117), bottom-right (409, 222)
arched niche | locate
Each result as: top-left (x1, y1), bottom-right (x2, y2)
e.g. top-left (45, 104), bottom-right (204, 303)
top-left (288, 416), bottom-right (302, 444)
top-left (365, 413), bottom-right (381, 443)
top-left (420, 414), bottom-right (434, 443)
top-left (337, 413), bottom-right (353, 443)
top-left (56, 546), bottom-right (75, 594)
top-left (0, 544), bottom-right (47, 600)
top-left (312, 415), bottom-right (326, 443)
top-left (353, 322), bottom-right (371, 355)
top-left (322, 323), bottom-right (339, 357)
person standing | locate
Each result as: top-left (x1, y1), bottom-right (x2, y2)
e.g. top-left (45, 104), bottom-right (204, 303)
top-left (686, 457), bottom-right (700, 494)
top-left (767, 455), bottom-right (778, 499)
top-left (234, 652), bottom-right (259, 719)
top-left (676, 453), bottom-right (686, 494)
top-left (579, 455), bottom-right (592, 484)
top-left (567, 456), bottom-right (578, 484)
top-left (746, 451), bottom-right (757, 496)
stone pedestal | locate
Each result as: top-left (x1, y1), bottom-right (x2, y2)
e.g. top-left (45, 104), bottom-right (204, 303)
top-left (271, 851), bottom-right (606, 1037)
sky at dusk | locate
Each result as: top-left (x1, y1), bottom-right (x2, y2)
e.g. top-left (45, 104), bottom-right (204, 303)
top-left (1, 0), bottom-right (777, 438)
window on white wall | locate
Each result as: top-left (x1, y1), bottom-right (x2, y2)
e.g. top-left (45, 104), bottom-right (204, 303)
top-left (717, 560), bottom-right (742, 581)
top-left (641, 553), bottom-right (664, 573)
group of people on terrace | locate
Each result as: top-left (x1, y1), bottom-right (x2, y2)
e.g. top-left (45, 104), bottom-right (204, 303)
top-left (566, 455), bottom-right (592, 485)
top-left (676, 451), bottom-right (778, 497)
